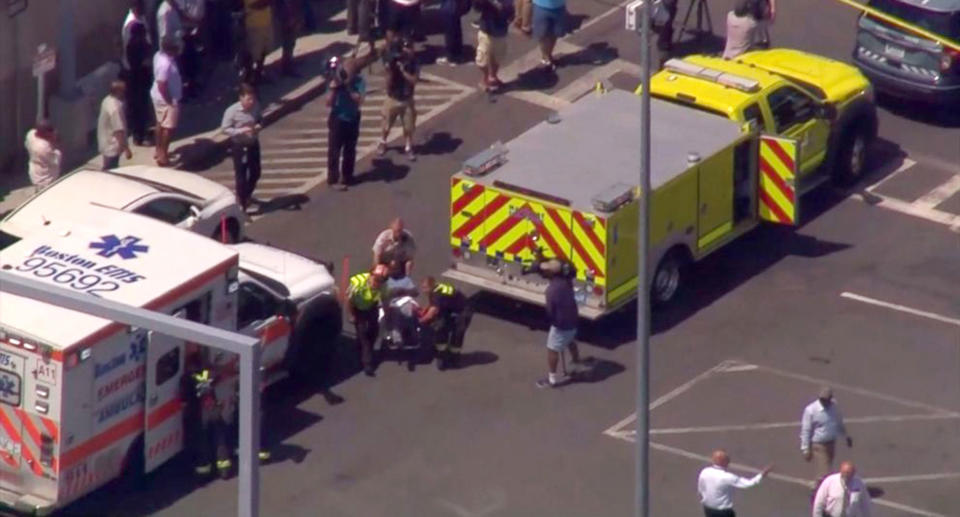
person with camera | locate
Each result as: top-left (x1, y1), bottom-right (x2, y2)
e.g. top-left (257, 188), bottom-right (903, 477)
top-left (221, 83), bottom-right (264, 213)
top-left (377, 38), bottom-right (419, 161)
top-left (534, 258), bottom-right (585, 388)
top-left (326, 56), bottom-right (366, 191)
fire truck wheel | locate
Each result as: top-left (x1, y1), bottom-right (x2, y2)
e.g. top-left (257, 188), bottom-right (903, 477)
top-left (286, 297), bottom-right (343, 382)
top-left (833, 122), bottom-right (872, 186)
top-left (651, 248), bottom-right (688, 307)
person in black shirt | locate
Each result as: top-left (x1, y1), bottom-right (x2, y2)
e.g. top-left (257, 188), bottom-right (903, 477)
top-left (535, 259), bottom-right (583, 388)
top-left (419, 276), bottom-right (472, 370)
top-left (376, 38), bottom-right (419, 161)
top-left (124, 0), bottom-right (154, 146)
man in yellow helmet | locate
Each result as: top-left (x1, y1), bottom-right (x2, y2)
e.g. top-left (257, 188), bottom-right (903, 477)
top-left (181, 347), bottom-right (231, 478)
top-left (347, 265), bottom-right (388, 376)
top-left (419, 276), bottom-right (472, 370)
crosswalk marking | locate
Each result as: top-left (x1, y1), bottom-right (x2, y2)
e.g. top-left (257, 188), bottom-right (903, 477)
top-left (203, 70), bottom-right (474, 202)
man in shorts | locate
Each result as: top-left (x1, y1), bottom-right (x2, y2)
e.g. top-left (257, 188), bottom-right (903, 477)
top-left (377, 38), bottom-right (419, 161)
top-left (151, 35), bottom-right (183, 166)
top-left (536, 259), bottom-right (584, 388)
top-left (531, 0), bottom-right (566, 69)
top-left (243, 0), bottom-right (274, 84)
top-left (474, 0), bottom-right (512, 91)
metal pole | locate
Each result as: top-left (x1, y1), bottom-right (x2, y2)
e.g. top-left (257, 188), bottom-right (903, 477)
top-left (57, 0), bottom-right (77, 96)
top-left (37, 73), bottom-right (45, 119)
top-left (238, 345), bottom-right (261, 517)
top-left (635, 0), bottom-right (652, 515)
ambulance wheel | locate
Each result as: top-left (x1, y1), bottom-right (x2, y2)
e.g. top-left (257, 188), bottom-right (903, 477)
top-left (120, 435), bottom-right (146, 490)
top-left (287, 297), bottom-right (343, 382)
top-left (651, 249), bottom-right (687, 307)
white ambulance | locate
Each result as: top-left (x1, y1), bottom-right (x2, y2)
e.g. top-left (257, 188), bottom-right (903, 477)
top-left (0, 205), bottom-right (338, 514)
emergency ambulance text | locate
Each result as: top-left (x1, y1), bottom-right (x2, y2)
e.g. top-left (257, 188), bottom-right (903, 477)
top-left (97, 386), bottom-right (144, 423)
top-left (96, 365), bottom-right (145, 401)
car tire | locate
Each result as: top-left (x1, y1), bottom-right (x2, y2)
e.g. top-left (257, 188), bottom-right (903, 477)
top-left (286, 296), bottom-right (343, 383)
top-left (651, 247), bottom-right (688, 307)
top-left (833, 120), bottom-right (872, 187)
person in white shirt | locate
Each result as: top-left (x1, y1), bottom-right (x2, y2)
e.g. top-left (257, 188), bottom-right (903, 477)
top-left (372, 218), bottom-right (417, 275)
top-left (800, 387), bottom-right (853, 489)
top-left (151, 36), bottom-right (184, 166)
top-left (23, 120), bottom-right (62, 191)
top-left (723, 0), bottom-right (759, 60)
top-left (97, 81), bottom-right (133, 171)
top-left (156, 0), bottom-right (184, 51)
top-left (813, 461), bottom-right (872, 517)
top-left (697, 450), bottom-right (771, 517)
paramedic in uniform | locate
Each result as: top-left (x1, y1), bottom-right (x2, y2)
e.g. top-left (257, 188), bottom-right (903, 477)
top-left (418, 276), bottom-right (472, 370)
top-left (347, 265), bottom-right (388, 377)
top-left (181, 348), bottom-right (231, 478)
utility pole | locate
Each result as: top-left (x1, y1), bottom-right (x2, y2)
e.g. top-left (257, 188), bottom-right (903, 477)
top-left (635, 0), bottom-right (652, 516)
top-left (57, 0), bottom-right (77, 97)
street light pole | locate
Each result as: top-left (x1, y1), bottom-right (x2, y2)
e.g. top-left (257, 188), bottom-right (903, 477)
top-left (636, 0), bottom-right (652, 516)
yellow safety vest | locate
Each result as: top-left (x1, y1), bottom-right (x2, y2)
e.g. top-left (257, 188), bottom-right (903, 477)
top-left (434, 283), bottom-right (455, 297)
top-left (348, 273), bottom-right (381, 310)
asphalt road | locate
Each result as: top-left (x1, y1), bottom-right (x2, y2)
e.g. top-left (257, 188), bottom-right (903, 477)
top-left (59, 0), bottom-right (959, 515)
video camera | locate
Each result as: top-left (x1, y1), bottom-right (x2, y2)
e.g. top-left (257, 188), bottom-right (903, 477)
top-left (326, 55), bottom-right (348, 84)
top-left (521, 247), bottom-right (576, 279)
top-left (382, 37), bottom-right (413, 67)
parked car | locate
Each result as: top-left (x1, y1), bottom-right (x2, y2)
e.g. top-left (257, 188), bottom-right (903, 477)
top-left (0, 166), bottom-right (245, 244)
top-left (231, 242), bottom-right (343, 383)
top-left (853, 0), bottom-right (960, 105)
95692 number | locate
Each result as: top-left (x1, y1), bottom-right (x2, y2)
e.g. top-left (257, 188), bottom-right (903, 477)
top-left (15, 257), bottom-right (119, 297)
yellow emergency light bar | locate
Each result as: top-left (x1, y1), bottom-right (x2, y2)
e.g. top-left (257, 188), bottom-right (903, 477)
top-left (835, 0), bottom-right (960, 53)
top-left (663, 59), bottom-right (762, 93)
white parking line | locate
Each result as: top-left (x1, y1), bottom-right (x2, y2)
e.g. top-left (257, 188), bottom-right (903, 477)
top-left (648, 413), bottom-right (960, 435)
top-left (841, 292), bottom-right (960, 328)
top-left (645, 441), bottom-right (951, 517)
top-left (916, 175), bottom-right (960, 209)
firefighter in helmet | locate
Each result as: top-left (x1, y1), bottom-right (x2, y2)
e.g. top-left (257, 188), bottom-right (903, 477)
top-left (181, 346), bottom-right (231, 478)
top-left (418, 277), bottom-right (472, 370)
top-left (347, 264), bottom-right (388, 376)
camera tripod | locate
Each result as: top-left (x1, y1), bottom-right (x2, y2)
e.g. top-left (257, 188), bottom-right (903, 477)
top-left (676, 0), bottom-right (714, 43)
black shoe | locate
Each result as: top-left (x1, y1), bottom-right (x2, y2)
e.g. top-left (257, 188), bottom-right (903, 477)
top-left (363, 365), bottom-right (376, 377)
top-left (436, 353), bottom-right (447, 371)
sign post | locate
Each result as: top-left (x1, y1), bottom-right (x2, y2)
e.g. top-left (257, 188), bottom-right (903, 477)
top-left (32, 44), bottom-right (56, 118)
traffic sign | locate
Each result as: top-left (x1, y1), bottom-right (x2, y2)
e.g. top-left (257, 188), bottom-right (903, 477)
top-left (32, 44), bottom-right (55, 77)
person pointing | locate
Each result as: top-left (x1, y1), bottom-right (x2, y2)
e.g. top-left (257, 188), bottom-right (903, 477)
top-left (697, 449), bottom-right (772, 517)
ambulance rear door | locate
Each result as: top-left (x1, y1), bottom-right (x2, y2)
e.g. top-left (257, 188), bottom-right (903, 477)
top-left (0, 347), bottom-right (27, 492)
top-left (143, 327), bottom-right (183, 473)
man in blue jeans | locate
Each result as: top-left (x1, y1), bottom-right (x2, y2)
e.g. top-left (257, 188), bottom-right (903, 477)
top-left (536, 259), bottom-right (584, 388)
top-left (531, 0), bottom-right (566, 69)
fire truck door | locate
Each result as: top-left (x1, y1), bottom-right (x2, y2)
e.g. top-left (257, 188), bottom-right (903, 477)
top-left (144, 330), bottom-right (185, 473)
top-left (0, 351), bottom-right (26, 491)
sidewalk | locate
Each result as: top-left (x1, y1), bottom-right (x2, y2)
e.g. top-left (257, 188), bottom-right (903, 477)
top-left (0, 5), bottom-right (354, 217)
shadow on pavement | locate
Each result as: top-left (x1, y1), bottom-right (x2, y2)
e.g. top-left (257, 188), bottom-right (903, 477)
top-left (555, 41), bottom-right (619, 67)
top-left (253, 194), bottom-right (312, 215)
top-left (418, 131), bottom-right (464, 156)
top-left (568, 357), bottom-right (626, 384)
top-left (360, 158), bottom-right (413, 183)
top-left (877, 93), bottom-right (960, 129)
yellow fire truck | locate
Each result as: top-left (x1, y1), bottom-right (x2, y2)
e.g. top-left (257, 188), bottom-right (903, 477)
top-left (444, 83), bottom-right (866, 319)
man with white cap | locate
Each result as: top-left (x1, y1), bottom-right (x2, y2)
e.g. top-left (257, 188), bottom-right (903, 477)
top-left (800, 386), bottom-right (853, 490)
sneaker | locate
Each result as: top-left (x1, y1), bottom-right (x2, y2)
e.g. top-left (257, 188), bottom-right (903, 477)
top-left (376, 141), bottom-right (387, 156)
top-left (258, 450), bottom-right (271, 461)
top-left (194, 464), bottom-right (212, 475)
top-left (436, 56), bottom-right (453, 66)
top-left (405, 147), bottom-right (416, 161)
top-left (363, 365), bottom-right (376, 377)
top-left (535, 374), bottom-right (569, 389)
